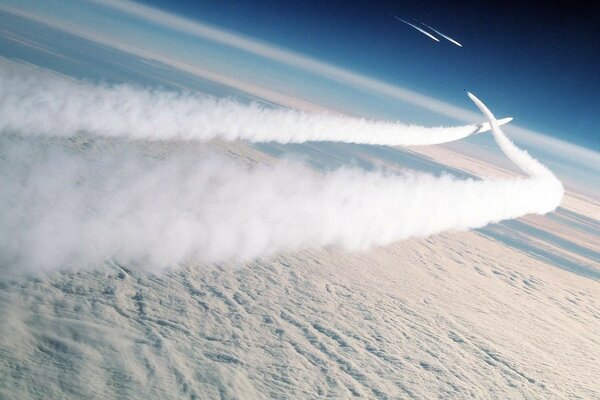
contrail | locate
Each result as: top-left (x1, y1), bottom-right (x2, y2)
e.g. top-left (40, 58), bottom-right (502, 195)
top-left (390, 14), bottom-right (440, 42)
top-left (0, 87), bottom-right (562, 273)
top-left (467, 91), bottom-right (563, 212)
top-left (419, 21), bottom-right (462, 47)
top-left (468, 92), bottom-right (554, 177)
top-left (0, 131), bottom-right (562, 273)
top-left (0, 58), bottom-right (512, 146)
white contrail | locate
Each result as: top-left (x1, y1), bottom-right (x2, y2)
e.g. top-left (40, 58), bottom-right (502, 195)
top-left (0, 132), bottom-right (561, 273)
top-left (0, 54), bottom-right (563, 273)
top-left (0, 92), bottom-right (562, 274)
top-left (419, 21), bottom-right (462, 47)
top-left (0, 58), bottom-right (510, 146)
top-left (468, 92), bottom-right (558, 178)
top-left (467, 92), bottom-right (563, 212)
top-left (390, 14), bottom-right (440, 42)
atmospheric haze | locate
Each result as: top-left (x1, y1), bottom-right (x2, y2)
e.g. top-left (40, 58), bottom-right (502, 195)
top-left (0, 60), bottom-right (563, 274)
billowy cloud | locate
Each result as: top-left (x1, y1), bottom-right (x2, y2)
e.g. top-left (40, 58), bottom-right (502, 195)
top-left (0, 133), bottom-right (561, 274)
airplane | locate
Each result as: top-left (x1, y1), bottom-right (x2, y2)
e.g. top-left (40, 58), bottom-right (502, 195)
top-left (473, 117), bottom-right (513, 135)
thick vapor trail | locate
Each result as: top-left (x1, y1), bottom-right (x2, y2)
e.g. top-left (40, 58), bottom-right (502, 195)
top-left (391, 14), bottom-right (440, 42)
top-left (0, 132), bottom-right (561, 274)
top-left (467, 92), bottom-right (560, 179)
top-left (467, 92), bottom-right (563, 212)
top-left (0, 59), bottom-right (498, 146)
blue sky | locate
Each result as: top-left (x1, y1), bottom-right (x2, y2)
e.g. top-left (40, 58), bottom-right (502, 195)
top-left (144, 0), bottom-right (600, 150)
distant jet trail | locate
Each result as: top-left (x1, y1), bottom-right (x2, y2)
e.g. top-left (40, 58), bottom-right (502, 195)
top-left (390, 14), bottom-right (440, 42)
top-left (419, 21), bottom-right (463, 47)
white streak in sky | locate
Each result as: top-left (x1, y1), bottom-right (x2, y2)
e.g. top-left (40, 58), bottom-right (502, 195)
top-left (0, 59), bottom-right (505, 146)
top-left (0, 128), bottom-right (562, 273)
top-left (467, 92), bottom-right (563, 209)
top-left (468, 92), bottom-right (558, 180)
top-left (390, 14), bottom-right (440, 42)
top-left (419, 21), bottom-right (463, 47)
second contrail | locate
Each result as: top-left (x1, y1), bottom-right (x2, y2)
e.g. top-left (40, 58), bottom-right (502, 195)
top-left (419, 21), bottom-right (463, 47)
top-left (390, 14), bottom-right (440, 42)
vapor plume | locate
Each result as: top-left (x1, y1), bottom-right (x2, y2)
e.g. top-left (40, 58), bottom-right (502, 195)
top-left (0, 132), bottom-right (561, 274)
top-left (467, 92), bottom-right (556, 178)
top-left (0, 61), bottom-right (563, 274)
top-left (0, 58), bottom-right (498, 146)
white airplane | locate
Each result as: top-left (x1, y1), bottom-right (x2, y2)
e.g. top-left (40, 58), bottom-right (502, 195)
top-left (473, 117), bottom-right (513, 134)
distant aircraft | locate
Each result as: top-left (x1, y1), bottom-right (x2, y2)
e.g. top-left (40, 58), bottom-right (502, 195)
top-left (390, 13), bottom-right (440, 42)
top-left (474, 117), bottom-right (513, 134)
top-left (391, 13), bottom-right (463, 47)
top-left (418, 21), bottom-right (463, 47)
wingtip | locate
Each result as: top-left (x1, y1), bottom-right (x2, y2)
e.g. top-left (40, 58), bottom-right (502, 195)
top-left (496, 117), bottom-right (513, 126)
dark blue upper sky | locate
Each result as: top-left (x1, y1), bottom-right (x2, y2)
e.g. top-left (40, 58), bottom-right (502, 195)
top-left (143, 0), bottom-right (599, 148)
